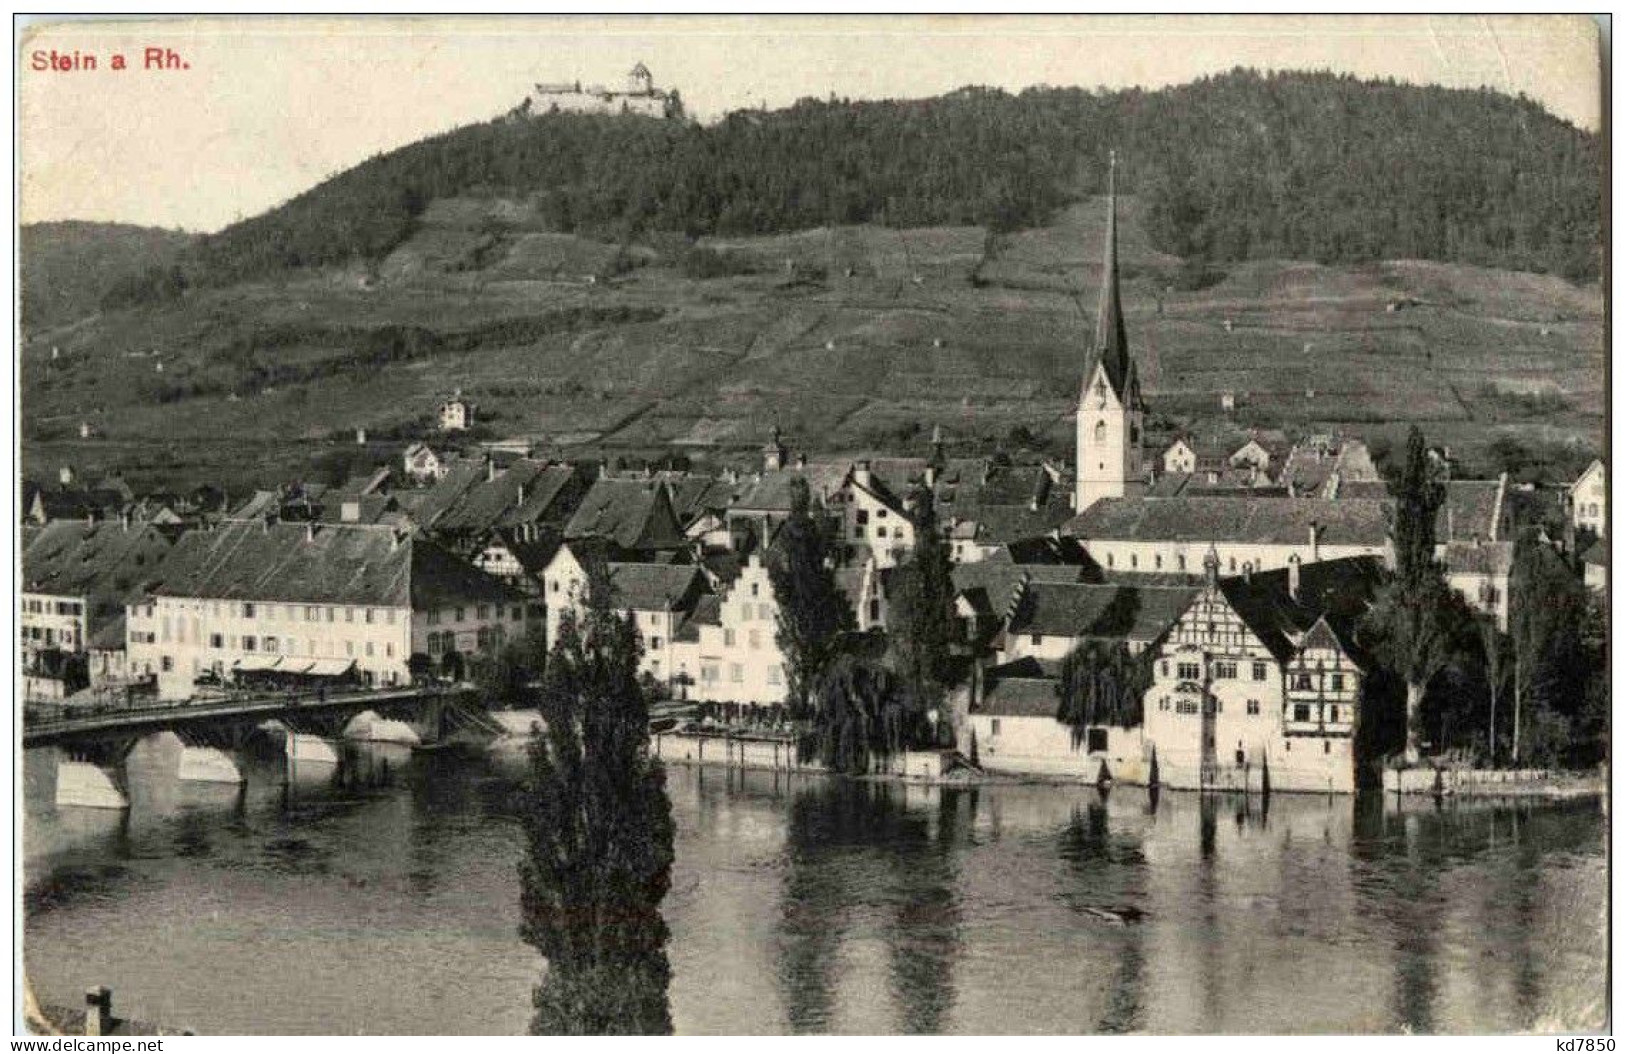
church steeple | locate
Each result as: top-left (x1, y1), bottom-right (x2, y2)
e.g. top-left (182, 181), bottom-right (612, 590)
top-left (1073, 150), bottom-right (1147, 514)
top-left (1093, 151), bottom-right (1129, 388)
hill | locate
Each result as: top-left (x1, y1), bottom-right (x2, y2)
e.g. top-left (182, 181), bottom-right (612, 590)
top-left (20, 221), bottom-right (194, 329)
top-left (90, 68), bottom-right (1601, 310)
top-left (19, 189), bottom-right (1603, 496)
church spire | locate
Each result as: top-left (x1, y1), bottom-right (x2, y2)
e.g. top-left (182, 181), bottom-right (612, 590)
top-left (1084, 151), bottom-right (1138, 408)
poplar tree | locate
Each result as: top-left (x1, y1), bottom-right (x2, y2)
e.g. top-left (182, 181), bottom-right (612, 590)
top-left (766, 476), bottom-right (854, 721)
top-left (518, 557), bottom-right (675, 1035)
top-left (887, 486), bottom-right (957, 729)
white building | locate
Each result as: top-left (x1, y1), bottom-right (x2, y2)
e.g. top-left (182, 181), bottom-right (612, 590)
top-left (1569, 458), bottom-right (1606, 540)
top-left (525, 63), bottom-right (678, 119)
top-left (1141, 553), bottom-right (1383, 794)
top-left (403, 442), bottom-right (448, 484)
top-left (129, 522), bottom-right (527, 699)
top-left (21, 518), bottom-right (175, 694)
top-left (669, 554), bottom-right (790, 705)
top-left (438, 393), bottom-right (474, 433)
top-left (540, 543), bottom-right (704, 687)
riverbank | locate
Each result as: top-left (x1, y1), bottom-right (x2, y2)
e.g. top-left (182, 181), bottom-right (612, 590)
top-left (647, 728), bottom-right (1608, 800)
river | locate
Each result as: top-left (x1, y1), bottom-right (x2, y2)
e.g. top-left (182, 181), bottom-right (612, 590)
top-left (22, 737), bottom-right (1607, 1035)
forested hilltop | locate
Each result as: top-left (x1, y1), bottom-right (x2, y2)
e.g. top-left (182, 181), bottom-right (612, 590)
top-left (108, 68), bottom-right (1600, 306)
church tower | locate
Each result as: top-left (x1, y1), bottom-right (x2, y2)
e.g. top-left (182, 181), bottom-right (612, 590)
top-left (1074, 151), bottom-right (1146, 513)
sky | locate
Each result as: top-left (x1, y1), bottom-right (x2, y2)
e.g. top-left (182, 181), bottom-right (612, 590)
top-left (17, 14), bottom-right (1604, 233)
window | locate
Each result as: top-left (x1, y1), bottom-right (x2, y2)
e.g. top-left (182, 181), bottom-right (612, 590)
top-left (768, 666), bottom-right (782, 686)
top-left (1160, 661), bottom-right (1169, 676)
top-left (1130, 554), bottom-right (1138, 569)
top-left (1329, 705), bottom-right (1340, 723)
top-left (1293, 704), bottom-right (1310, 722)
top-left (326, 607), bottom-right (335, 622)
top-left (306, 606), bottom-right (318, 621)
top-left (511, 606), bottom-right (522, 621)
top-left (243, 636), bottom-right (257, 652)
top-left (856, 510), bottom-right (869, 525)
top-left (264, 636), bottom-right (279, 653)
top-left (869, 599), bottom-right (881, 621)
top-left (1094, 420), bottom-right (1107, 443)
top-left (1177, 662), bottom-right (1201, 681)
top-left (365, 609), bottom-right (375, 625)
top-left (160, 656), bottom-right (173, 672)
top-left (427, 632), bottom-right (443, 656)
top-left (730, 663), bottom-right (743, 683)
top-left (748, 629), bottom-right (760, 650)
top-left (1086, 727), bottom-right (1108, 753)
top-left (1324, 740), bottom-right (1332, 755)
top-left (1106, 554), bottom-right (1115, 568)
top-left (346, 608), bottom-right (355, 623)
top-left (1331, 673), bottom-right (1345, 692)
top-left (650, 636), bottom-right (662, 651)
top-left (1252, 662), bottom-right (1267, 681)
top-left (1294, 674), bottom-right (1313, 691)
top-left (551, 580), bottom-right (560, 594)
top-left (876, 509), bottom-right (888, 520)
top-left (990, 719), bottom-right (1001, 736)
top-left (243, 602), bottom-right (256, 618)
top-left (724, 629), bottom-right (736, 647)
top-left (1246, 699), bottom-right (1260, 715)
top-left (877, 527), bottom-right (888, 539)
top-left (366, 642), bottom-right (374, 657)
top-left (386, 610), bottom-right (396, 625)
top-left (477, 605), bottom-right (489, 620)
top-left (428, 609), bottom-right (440, 626)
top-left (1178, 555), bottom-right (1187, 571)
top-left (1155, 554), bottom-right (1163, 569)
top-left (854, 525), bottom-right (865, 539)
top-left (1176, 699), bottom-right (1199, 715)
top-left (1214, 661), bottom-right (1237, 680)
top-left (702, 664), bottom-right (718, 684)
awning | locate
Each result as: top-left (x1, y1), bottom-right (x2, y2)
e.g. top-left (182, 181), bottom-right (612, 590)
top-left (304, 658), bottom-right (357, 678)
top-left (232, 655), bottom-right (283, 673)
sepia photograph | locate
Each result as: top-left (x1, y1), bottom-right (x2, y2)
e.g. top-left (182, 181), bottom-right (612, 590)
top-left (12, 12), bottom-right (1611, 1037)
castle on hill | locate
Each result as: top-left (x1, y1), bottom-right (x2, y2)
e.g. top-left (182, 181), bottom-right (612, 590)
top-left (519, 62), bottom-right (682, 120)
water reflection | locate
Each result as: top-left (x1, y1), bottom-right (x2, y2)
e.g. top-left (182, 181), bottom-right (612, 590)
top-left (22, 748), bottom-right (1608, 1036)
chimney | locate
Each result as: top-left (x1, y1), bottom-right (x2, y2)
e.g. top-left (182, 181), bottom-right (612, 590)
top-left (1308, 520), bottom-right (1321, 562)
top-left (1288, 552), bottom-right (1302, 602)
top-left (853, 460), bottom-right (872, 488)
top-left (795, 452), bottom-right (807, 470)
top-left (120, 510), bottom-right (131, 532)
top-left (1243, 561), bottom-right (1253, 583)
top-left (355, 427), bottom-right (367, 446)
top-left (305, 521), bottom-right (316, 543)
top-left (1203, 547), bottom-right (1220, 588)
top-left (1446, 506), bottom-right (1455, 542)
top-left (84, 986), bottom-right (113, 1036)
top-left (516, 483), bottom-right (527, 506)
top-left (486, 457), bottom-right (497, 483)
top-left (59, 465), bottom-right (74, 487)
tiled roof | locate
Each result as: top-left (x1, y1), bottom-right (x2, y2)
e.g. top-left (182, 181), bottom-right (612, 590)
top-left (991, 536), bottom-right (1097, 568)
top-left (674, 593), bottom-right (723, 642)
top-left (1581, 539), bottom-right (1608, 567)
top-left (1437, 479), bottom-right (1503, 542)
top-left (22, 520), bottom-right (175, 640)
top-left (1064, 496), bottom-right (1391, 547)
top-left (606, 562), bottom-right (703, 612)
top-left (1215, 555), bottom-right (1385, 666)
top-left (951, 561), bottom-right (1087, 619)
top-left (422, 460), bottom-right (579, 534)
top-left (975, 675), bottom-right (1061, 718)
top-left (1441, 539), bottom-right (1515, 576)
top-left (148, 522), bottom-right (523, 609)
top-left (564, 478), bottom-right (685, 551)
top-left (1007, 581), bottom-right (1197, 642)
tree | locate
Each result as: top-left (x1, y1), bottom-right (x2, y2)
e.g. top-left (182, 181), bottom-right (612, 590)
top-left (1056, 640), bottom-right (1151, 744)
top-left (804, 652), bottom-right (925, 774)
top-left (472, 624), bottom-right (549, 708)
top-left (518, 557), bottom-right (674, 1035)
top-left (1364, 425), bottom-right (1459, 761)
top-left (887, 487), bottom-right (958, 733)
top-left (1476, 614), bottom-right (1508, 766)
top-left (1508, 531), bottom-right (1593, 766)
top-left (766, 476), bottom-right (854, 721)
